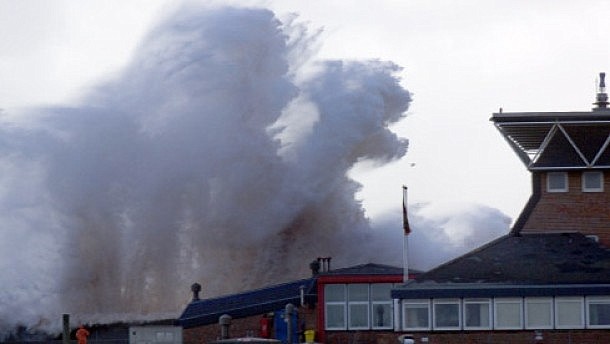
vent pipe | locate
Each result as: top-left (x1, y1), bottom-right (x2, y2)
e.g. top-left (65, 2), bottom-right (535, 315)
top-left (191, 283), bottom-right (202, 301)
top-left (219, 314), bottom-right (232, 339)
top-left (284, 304), bottom-right (295, 344)
top-left (299, 285), bottom-right (306, 307)
top-left (62, 314), bottom-right (70, 344)
top-left (594, 72), bottom-right (609, 110)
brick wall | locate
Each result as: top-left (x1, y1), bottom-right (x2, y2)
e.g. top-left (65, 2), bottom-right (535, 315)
top-left (522, 171), bottom-right (610, 246)
top-left (325, 331), bottom-right (397, 344)
top-left (183, 306), bottom-right (316, 344)
top-left (391, 330), bottom-right (610, 344)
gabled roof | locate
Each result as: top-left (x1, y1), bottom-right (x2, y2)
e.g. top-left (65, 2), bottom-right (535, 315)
top-left (491, 110), bottom-right (610, 170)
top-left (178, 278), bottom-right (316, 329)
top-left (392, 233), bottom-right (610, 299)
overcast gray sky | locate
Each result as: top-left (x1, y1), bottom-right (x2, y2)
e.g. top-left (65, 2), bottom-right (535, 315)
top-left (2, 0), bottom-right (609, 223)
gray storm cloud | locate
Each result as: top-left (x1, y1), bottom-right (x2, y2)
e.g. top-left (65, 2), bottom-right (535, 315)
top-left (0, 4), bottom-right (412, 334)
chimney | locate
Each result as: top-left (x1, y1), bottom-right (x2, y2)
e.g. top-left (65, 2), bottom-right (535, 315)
top-left (317, 257), bottom-right (332, 272)
top-left (309, 259), bottom-right (320, 276)
top-left (191, 283), bottom-right (202, 301)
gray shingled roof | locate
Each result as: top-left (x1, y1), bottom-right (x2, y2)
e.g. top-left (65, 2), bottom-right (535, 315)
top-left (392, 233), bottom-right (610, 299)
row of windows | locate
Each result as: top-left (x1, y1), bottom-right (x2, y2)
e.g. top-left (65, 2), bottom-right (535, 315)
top-left (402, 296), bottom-right (610, 331)
top-left (324, 283), bottom-right (394, 330)
top-left (547, 171), bottom-right (604, 192)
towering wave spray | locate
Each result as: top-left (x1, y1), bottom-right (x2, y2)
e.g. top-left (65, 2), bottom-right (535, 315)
top-left (0, 4), bottom-right (412, 333)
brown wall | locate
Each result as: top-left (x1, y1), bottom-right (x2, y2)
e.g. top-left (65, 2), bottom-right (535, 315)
top-left (324, 331), bottom-right (397, 344)
top-left (184, 314), bottom-right (610, 344)
top-left (522, 171), bottom-right (610, 246)
top-left (183, 306), bottom-right (316, 344)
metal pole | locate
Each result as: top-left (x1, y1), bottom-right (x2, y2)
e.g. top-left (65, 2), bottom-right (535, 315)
top-left (285, 303), bottom-right (294, 344)
top-left (62, 314), bottom-right (70, 344)
top-left (403, 235), bottom-right (409, 283)
top-left (402, 186), bottom-right (410, 283)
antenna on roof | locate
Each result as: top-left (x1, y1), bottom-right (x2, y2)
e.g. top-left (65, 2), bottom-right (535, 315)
top-left (593, 72), bottom-right (609, 110)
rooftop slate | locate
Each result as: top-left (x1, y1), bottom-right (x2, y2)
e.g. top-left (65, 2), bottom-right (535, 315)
top-left (405, 232), bottom-right (610, 285)
top-left (392, 233), bottom-right (610, 299)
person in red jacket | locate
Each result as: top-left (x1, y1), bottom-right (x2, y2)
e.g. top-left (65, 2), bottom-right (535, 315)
top-left (76, 325), bottom-right (90, 344)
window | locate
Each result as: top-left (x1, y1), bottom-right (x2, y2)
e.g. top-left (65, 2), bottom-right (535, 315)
top-left (403, 300), bottom-right (431, 331)
top-left (555, 297), bottom-right (584, 329)
top-left (155, 332), bottom-right (174, 342)
top-left (325, 283), bottom-right (394, 330)
top-left (525, 298), bottom-right (553, 329)
top-left (494, 298), bottom-right (523, 329)
top-left (582, 171), bottom-right (604, 192)
top-left (348, 284), bottom-right (369, 329)
top-left (463, 298), bottom-right (491, 330)
top-left (371, 284), bottom-right (393, 329)
top-left (547, 172), bottom-right (568, 192)
top-left (397, 295), bottom-right (610, 332)
top-left (433, 299), bottom-right (461, 330)
top-left (587, 297), bottom-right (610, 328)
top-left (325, 284), bottom-right (346, 330)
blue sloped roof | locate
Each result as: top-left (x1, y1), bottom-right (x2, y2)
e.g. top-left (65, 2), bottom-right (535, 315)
top-left (178, 278), bottom-right (316, 328)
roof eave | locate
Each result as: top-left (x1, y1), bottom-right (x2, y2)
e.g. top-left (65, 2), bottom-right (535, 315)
top-left (392, 283), bottom-right (610, 299)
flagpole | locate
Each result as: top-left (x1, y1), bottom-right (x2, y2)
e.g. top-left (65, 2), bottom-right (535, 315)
top-left (403, 234), bottom-right (409, 283)
top-left (402, 185), bottom-right (410, 283)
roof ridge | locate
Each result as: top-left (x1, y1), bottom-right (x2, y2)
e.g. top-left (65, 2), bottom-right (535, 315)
top-left (192, 277), bottom-right (315, 303)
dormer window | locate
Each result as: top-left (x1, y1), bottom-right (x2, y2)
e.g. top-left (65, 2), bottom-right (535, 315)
top-left (547, 172), bottom-right (568, 192)
top-left (582, 171), bottom-right (604, 192)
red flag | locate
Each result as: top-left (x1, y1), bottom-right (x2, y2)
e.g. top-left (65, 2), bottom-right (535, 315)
top-left (403, 186), bottom-right (411, 235)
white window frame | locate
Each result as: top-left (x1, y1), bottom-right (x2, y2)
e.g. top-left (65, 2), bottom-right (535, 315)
top-left (402, 299), bottom-right (431, 331)
top-left (371, 284), bottom-right (393, 330)
top-left (494, 298), bottom-right (523, 330)
top-left (524, 297), bottom-right (553, 329)
top-left (433, 299), bottom-right (461, 330)
top-left (586, 296), bottom-right (610, 329)
top-left (347, 284), bottom-right (370, 330)
top-left (582, 171), bottom-right (604, 192)
top-left (547, 172), bottom-right (568, 192)
top-left (554, 297), bottom-right (584, 329)
top-left (463, 298), bottom-right (492, 330)
top-left (324, 284), bottom-right (347, 330)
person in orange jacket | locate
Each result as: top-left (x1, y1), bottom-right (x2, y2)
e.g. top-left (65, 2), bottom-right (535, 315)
top-left (76, 325), bottom-right (90, 344)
